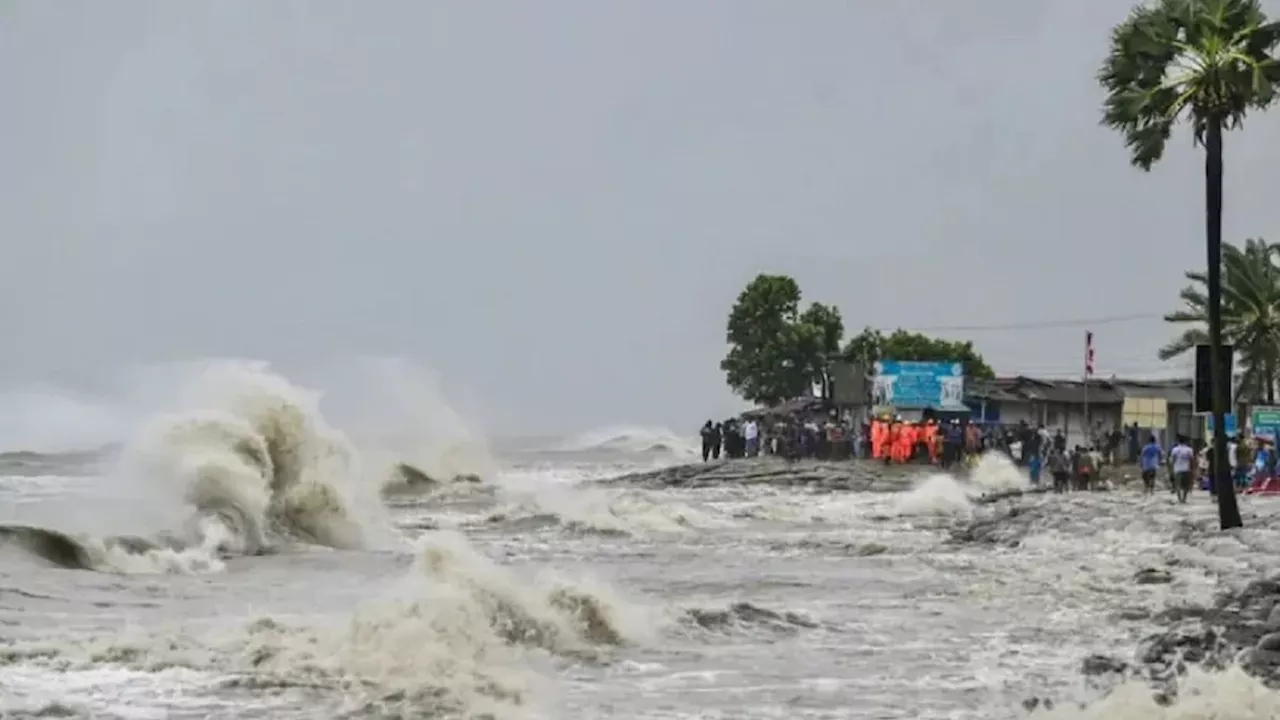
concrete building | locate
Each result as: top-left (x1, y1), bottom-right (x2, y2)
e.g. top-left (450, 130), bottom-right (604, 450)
top-left (965, 376), bottom-right (1195, 449)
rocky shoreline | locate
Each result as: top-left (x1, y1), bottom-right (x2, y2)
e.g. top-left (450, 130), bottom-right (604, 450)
top-left (596, 457), bottom-right (945, 492)
top-left (596, 457), bottom-right (1048, 506)
top-left (1070, 573), bottom-right (1280, 704)
top-left (947, 499), bottom-right (1280, 706)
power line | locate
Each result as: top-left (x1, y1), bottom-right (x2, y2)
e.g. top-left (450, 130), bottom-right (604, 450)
top-left (1011, 351), bottom-right (1188, 370)
top-left (1012, 366), bottom-right (1186, 379)
top-left (905, 312), bottom-right (1164, 333)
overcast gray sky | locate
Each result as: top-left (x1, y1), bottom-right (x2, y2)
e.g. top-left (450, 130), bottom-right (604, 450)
top-left (4, 0), bottom-right (1280, 440)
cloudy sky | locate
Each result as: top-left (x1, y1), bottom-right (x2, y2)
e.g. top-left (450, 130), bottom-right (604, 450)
top-left (4, 0), bottom-right (1280, 441)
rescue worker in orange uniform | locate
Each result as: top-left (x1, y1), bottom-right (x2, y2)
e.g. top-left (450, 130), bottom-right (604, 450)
top-left (923, 420), bottom-right (939, 464)
top-left (893, 420), bottom-right (913, 463)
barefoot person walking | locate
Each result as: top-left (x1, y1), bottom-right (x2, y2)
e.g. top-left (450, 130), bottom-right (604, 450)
top-left (1170, 436), bottom-right (1195, 504)
top-left (1139, 435), bottom-right (1163, 496)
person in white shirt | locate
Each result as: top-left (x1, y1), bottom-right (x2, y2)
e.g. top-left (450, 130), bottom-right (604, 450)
top-left (744, 420), bottom-right (759, 457)
top-left (1170, 435), bottom-right (1195, 504)
top-left (1229, 433), bottom-right (1249, 489)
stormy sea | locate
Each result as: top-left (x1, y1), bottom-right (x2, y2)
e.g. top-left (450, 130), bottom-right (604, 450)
top-left (2, 360), bottom-right (1279, 719)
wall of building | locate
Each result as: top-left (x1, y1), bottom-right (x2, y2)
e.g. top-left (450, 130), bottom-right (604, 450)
top-left (1167, 406), bottom-right (1204, 442)
top-left (992, 401), bottom-right (1032, 427)
top-left (975, 400), bottom-right (1123, 448)
top-left (1061, 404), bottom-right (1121, 447)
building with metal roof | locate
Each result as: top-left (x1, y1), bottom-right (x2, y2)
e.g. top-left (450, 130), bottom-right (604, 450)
top-left (965, 376), bottom-right (1198, 447)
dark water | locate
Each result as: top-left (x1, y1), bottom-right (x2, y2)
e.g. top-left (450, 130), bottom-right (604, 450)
top-left (1, 447), bottom-right (1278, 719)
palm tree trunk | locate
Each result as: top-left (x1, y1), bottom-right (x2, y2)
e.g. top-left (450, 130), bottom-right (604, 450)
top-left (1269, 358), bottom-right (1276, 405)
top-left (1206, 118), bottom-right (1243, 530)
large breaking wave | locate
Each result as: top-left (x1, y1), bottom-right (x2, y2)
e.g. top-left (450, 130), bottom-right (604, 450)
top-left (0, 361), bottom-right (403, 572)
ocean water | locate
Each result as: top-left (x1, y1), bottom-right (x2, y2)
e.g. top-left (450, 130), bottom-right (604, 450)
top-left (1, 361), bottom-right (1278, 719)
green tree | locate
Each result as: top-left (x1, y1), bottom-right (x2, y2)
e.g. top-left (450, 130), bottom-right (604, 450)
top-left (1161, 238), bottom-right (1280, 403)
top-left (842, 328), bottom-right (995, 379)
top-left (720, 274), bottom-right (844, 406)
top-left (1098, 0), bottom-right (1280, 529)
top-left (797, 302), bottom-right (845, 398)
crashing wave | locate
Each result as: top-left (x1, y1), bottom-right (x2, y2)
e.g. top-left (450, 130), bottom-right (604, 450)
top-left (1, 532), bottom-right (650, 716)
top-left (0, 362), bottom-right (397, 572)
top-left (893, 453), bottom-right (1037, 518)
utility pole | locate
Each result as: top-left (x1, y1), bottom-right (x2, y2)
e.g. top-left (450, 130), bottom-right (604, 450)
top-left (1205, 119), bottom-right (1243, 529)
top-left (1083, 331), bottom-right (1094, 446)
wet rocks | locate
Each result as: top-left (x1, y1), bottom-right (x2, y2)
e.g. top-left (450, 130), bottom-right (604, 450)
top-left (1020, 696), bottom-right (1055, 712)
top-left (1127, 572), bottom-right (1280, 693)
top-left (1115, 607), bottom-right (1152, 622)
top-left (949, 515), bottom-right (1016, 546)
top-left (949, 492), bottom-right (1132, 550)
top-left (597, 458), bottom-right (921, 492)
top-left (1082, 653), bottom-right (1129, 676)
top-left (1267, 604), bottom-right (1280, 628)
top-left (1257, 632), bottom-right (1280, 652)
top-left (767, 538), bottom-right (890, 557)
top-left (685, 601), bottom-right (818, 633)
top-left (384, 463), bottom-right (484, 494)
top-left (601, 458), bottom-right (1052, 500)
top-left (1133, 568), bottom-right (1174, 585)
top-left (948, 504), bottom-right (1045, 547)
top-left (972, 486), bottom-right (1047, 505)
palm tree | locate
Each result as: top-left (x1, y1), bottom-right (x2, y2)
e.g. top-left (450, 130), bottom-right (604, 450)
top-left (1099, 0), bottom-right (1280, 530)
top-left (1162, 239), bottom-right (1280, 404)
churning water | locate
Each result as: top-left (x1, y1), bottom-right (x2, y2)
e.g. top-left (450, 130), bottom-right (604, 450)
top-left (1, 360), bottom-right (1278, 719)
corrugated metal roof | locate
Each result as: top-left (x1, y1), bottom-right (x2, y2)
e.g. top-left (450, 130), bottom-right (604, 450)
top-left (965, 379), bottom-right (1024, 402)
top-left (1110, 379), bottom-right (1194, 404)
top-left (966, 376), bottom-right (1195, 405)
top-left (1004, 377), bottom-right (1124, 404)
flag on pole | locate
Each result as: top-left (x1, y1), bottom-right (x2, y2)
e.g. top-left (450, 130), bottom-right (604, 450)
top-left (1085, 331), bottom-right (1095, 377)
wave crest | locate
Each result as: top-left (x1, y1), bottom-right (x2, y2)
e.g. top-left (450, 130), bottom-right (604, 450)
top-left (4, 531), bottom-right (652, 717)
top-left (893, 453), bottom-right (1033, 518)
top-left (122, 362), bottom-right (392, 557)
top-left (0, 361), bottom-right (402, 572)
top-left (557, 426), bottom-right (698, 457)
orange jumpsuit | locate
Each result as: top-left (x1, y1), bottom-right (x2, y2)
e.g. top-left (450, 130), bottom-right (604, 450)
top-left (893, 424), bottom-right (912, 463)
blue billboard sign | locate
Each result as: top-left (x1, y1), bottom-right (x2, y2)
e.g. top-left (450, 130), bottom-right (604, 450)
top-left (871, 360), bottom-right (966, 410)
top-left (1205, 413), bottom-right (1238, 435)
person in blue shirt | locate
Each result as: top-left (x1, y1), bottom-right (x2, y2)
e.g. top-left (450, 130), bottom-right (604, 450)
top-left (1139, 435), bottom-right (1162, 496)
top-left (1253, 438), bottom-right (1273, 491)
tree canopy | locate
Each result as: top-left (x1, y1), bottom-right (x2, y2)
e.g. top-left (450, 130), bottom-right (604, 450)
top-left (1161, 238), bottom-right (1280, 403)
top-left (1098, 0), bottom-right (1280, 171)
top-left (720, 275), bottom-right (995, 405)
top-left (842, 328), bottom-right (995, 380)
top-left (720, 274), bottom-right (844, 406)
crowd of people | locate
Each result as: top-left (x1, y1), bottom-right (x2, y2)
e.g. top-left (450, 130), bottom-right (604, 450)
top-left (1136, 432), bottom-right (1280, 502)
top-left (699, 416), bottom-right (852, 461)
top-left (699, 411), bottom-right (1280, 499)
top-left (699, 414), bottom-right (1072, 468)
top-left (861, 416), bottom-right (1114, 491)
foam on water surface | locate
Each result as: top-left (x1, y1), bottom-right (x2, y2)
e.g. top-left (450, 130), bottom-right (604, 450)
top-left (4, 369), bottom-right (1280, 718)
